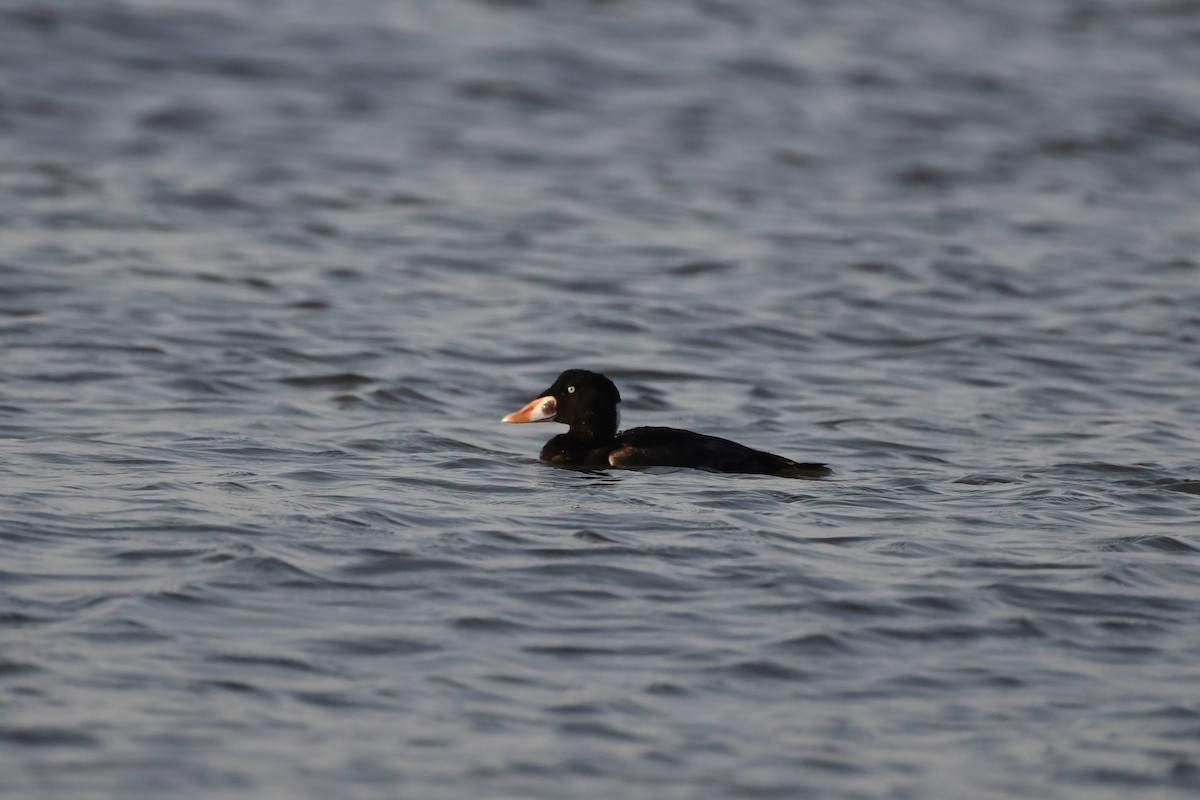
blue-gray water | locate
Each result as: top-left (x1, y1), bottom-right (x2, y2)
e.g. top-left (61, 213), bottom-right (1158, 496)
top-left (3, 1), bottom-right (1200, 798)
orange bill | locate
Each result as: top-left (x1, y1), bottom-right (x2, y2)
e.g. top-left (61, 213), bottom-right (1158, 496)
top-left (501, 395), bottom-right (557, 423)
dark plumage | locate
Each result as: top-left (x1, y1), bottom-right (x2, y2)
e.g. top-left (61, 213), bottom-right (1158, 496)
top-left (502, 369), bottom-right (830, 478)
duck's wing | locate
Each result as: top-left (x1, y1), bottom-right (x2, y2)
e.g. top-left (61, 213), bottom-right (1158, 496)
top-left (610, 427), bottom-right (829, 477)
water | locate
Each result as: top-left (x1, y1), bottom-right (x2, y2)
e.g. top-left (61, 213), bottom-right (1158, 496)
top-left (3, 1), bottom-right (1200, 797)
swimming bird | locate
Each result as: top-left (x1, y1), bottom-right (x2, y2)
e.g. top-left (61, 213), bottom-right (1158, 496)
top-left (502, 369), bottom-right (830, 477)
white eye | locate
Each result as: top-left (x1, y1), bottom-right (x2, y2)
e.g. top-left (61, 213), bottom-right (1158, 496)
top-left (567, 385), bottom-right (576, 394)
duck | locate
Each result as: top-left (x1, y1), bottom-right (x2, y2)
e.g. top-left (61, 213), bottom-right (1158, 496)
top-left (502, 369), bottom-right (830, 477)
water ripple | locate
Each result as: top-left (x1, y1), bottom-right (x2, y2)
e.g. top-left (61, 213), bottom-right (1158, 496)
top-left (2, 1), bottom-right (1200, 798)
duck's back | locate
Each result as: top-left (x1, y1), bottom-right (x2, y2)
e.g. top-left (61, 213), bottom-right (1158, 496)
top-left (609, 427), bottom-right (829, 477)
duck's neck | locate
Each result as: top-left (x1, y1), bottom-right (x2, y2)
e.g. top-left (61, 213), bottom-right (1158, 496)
top-left (568, 406), bottom-right (619, 443)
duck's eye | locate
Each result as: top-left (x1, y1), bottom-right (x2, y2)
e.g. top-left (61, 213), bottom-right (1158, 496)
top-left (567, 385), bottom-right (576, 394)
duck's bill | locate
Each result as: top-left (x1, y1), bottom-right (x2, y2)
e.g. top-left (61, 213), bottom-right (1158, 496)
top-left (501, 395), bottom-right (557, 423)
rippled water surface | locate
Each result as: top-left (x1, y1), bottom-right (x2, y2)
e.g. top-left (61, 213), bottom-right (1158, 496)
top-left (3, 1), bottom-right (1200, 797)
